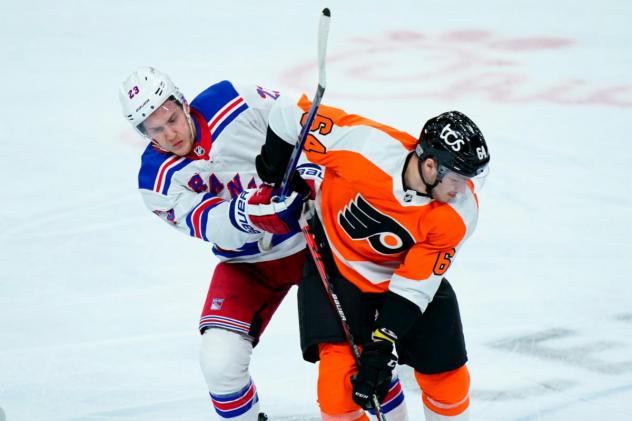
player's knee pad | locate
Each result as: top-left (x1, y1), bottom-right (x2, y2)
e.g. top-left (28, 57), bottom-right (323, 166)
top-left (415, 365), bottom-right (470, 417)
top-left (199, 328), bottom-right (254, 394)
top-left (317, 343), bottom-right (365, 419)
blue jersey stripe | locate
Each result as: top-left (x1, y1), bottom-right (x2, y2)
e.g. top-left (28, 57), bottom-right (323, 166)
top-left (199, 200), bottom-right (222, 242)
top-left (211, 102), bottom-right (249, 140)
top-left (138, 145), bottom-right (172, 191)
top-left (185, 193), bottom-right (222, 239)
top-left (191, 80), bottom-right (240, 124)
top-left (186, 208), bottom-right (196, 237)
top-left (212, 241), bottom-right (261, 258)
top-left (161, 159), bottom-right (190, 194)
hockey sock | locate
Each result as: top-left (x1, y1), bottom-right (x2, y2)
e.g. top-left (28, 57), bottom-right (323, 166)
top-left (415, 365), bottom-right (470, 418)
top-left (367, 376), bottom-right (407, 420)
top-left (210, 378), bottom-right (260, 420)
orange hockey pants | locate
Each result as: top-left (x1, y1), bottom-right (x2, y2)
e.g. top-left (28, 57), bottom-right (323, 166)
top-left (317, 343), bottom-right (470, 419)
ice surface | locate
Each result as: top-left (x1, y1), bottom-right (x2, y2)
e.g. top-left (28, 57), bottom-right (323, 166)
top-left (1, 0), bottom-right (631, 420)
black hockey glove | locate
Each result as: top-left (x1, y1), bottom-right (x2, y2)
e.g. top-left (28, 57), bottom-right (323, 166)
top-left (289, 171), bottom-right (315, 199)
top-left (351, 292), bottom-right (423, 409)
top-left (256, 127), bottom-right (294, 184)
top-left (351, 334), bottom-right (398, 410)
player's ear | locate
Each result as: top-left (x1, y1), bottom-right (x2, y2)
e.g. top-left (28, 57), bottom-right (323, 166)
top-left (423, 157), bottom-right (436, 172)
top-left (421, 157), bottom-right (440, 183)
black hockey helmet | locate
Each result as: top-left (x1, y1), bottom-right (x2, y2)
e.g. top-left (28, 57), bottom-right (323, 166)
top-left (416, 111), bottom-right (490, 178)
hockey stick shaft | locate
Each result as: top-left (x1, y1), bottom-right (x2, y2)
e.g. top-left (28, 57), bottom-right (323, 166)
top-left (300, 215), bottom-right (387, 421)
top-left (278, 7), bottom-right (330, 200)
top-left (272, 8), bottom-right (385, 418)
top-left (259, 8), bottom-right (329, 250)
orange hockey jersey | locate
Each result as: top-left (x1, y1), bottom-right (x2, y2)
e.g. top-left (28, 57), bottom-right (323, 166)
top-left (268, 96), bottom-right (480, 313)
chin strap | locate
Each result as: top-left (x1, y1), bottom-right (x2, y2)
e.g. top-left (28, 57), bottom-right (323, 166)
top-left (182, 100), bottom-right (196, 141)
top-left (414, 144), bottom-right (437, 197)
top-left (417, 155), bottom-right (439, 198)
top-left (415, 144), bottom-right (452, 199)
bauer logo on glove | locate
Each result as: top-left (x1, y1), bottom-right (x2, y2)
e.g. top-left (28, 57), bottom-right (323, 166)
top-left (230, 190), bottom-right (263, 234)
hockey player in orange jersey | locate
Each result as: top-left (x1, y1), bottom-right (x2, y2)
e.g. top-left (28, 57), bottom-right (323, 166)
top-left (246, 95), bottom-right (490, 420)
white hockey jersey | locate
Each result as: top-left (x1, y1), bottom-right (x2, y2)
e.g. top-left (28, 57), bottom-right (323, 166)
top-left (138, 81), bottom-right (322, 262)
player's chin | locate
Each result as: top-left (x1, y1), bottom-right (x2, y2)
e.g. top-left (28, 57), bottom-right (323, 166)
top-left (172, 141), bottom-right (191, 156)
top-left (435, 192), bottom-right (456, 203)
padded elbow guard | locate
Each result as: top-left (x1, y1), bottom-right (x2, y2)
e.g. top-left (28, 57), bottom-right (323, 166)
top-left (256, 127), bottom-right (294, 185)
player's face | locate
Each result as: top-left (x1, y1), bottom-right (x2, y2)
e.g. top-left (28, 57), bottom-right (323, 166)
top-left (432, 169), bottom-right (469, 202)
top-left (142, 100), bottom-right (194, 156)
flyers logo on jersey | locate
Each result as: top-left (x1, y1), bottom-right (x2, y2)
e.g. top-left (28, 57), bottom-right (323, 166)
top-left (338, 195), bottom-right (414, 255)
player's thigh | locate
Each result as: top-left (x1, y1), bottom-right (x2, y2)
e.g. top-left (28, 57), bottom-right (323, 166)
top-left (199, 261), bottom-right (284, 342)
top-left (298, 253), bottom-right (379, 363)
top-left (397, 278), bottom-right (467, 374)
top-left (254, 249), bottom-right (307, 289)
top-left (246, 250), bottom-right (308, 338)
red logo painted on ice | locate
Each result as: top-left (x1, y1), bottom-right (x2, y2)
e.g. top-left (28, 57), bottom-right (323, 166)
top-left (283, 29), bottom-right (631, 108)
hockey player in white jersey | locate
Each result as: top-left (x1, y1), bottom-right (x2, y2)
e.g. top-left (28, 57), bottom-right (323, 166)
top-left (119, 67), bottom-right (319, 420)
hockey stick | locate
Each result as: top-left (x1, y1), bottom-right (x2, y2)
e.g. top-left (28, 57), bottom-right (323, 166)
top-left (277, 7), bottom-right (330, 200)
top-left (269, 8), bottom-right (387, 419)
top-left (259, 7), bottom-right (329, 251)
top-left (299, 213), bottom-right (387, 421)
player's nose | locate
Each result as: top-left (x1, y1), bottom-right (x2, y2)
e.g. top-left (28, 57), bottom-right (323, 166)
top-left (164, 126), bottom-right (177, 140)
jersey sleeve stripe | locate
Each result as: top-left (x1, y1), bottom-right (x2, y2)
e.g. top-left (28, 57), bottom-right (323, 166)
top-left (208, 96), bottom-right (243, 130)
top-left (138, 146), bottom-right (190, 192)
top-left (185, 194), bottom-right (224, 240)
top-left (389, 273), bottom-right (442, 312)
top-left (212, 241), bottom-right (261, 258)
top-left (209, 97), bottom-right (249, 139)
top-left (153, 156), bottom-right (189, 194)
top-left (199, 198), bottom-right (224, 241)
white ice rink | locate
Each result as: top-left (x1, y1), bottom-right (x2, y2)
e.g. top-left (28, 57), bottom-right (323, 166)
top-left (1, 0), bottom-right (631, 420)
